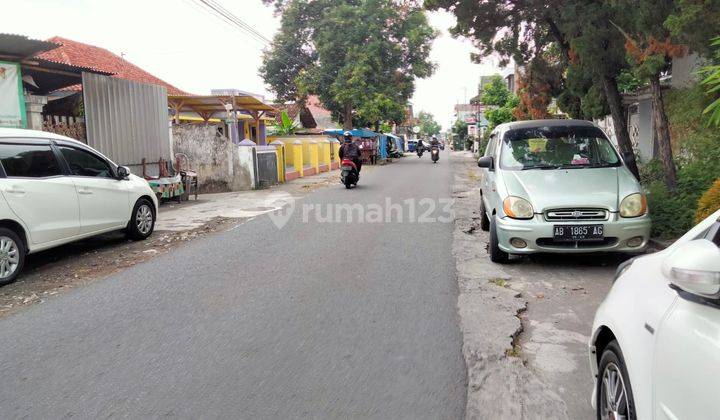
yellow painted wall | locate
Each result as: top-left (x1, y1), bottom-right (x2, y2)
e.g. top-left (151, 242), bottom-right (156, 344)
top-left (267, 136), bottom-right (333, 175)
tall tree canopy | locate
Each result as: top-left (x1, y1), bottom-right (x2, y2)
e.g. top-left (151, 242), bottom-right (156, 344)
top-left (481, 75), bottom-right (511, 107)
top-left (613, 0), bottom-right (683, 189)
top-left (480, 75), bottom-right (518, 130)
top-left (417, 111), bottom-right (441, 136)
top-left (424, 0), bottom-right (641, 178)
top-left (260, 0), bottom-right (436, 130)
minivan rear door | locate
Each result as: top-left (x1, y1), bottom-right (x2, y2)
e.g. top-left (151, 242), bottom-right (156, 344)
top-left (0, 141), bottom-right (80, 245)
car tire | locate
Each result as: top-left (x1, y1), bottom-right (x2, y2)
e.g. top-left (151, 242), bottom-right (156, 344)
top-left (597, 340), bottom-right (637, 420)
top-left (479, 196), bottom-right (490, 231)
top-left (0, 227), bottom-right (25, 286)
top-left (126, 198), bottom-right (155, 240)
top-left (489, 216), bottom-right (509, 263)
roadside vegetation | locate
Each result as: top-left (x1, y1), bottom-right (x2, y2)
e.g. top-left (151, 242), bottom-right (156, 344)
top-left (417, 111), bottom-right (441, 137)
top-left (426, 0), bottom-right (720, 239)
top-left (260, 0), bottom-right (436, 131)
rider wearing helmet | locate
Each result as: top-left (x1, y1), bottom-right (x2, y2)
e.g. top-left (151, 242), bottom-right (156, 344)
top-left (338, 131), bottom-right (362, 173)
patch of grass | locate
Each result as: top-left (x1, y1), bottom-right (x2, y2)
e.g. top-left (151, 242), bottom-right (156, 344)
top-left (505, 344), bottom-right (522, 358)
top-left (489, 277), bottom-right (510, 288)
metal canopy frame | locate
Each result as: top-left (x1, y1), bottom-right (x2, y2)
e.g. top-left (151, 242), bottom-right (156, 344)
top-left (168, 94), bottom-right (277, 144)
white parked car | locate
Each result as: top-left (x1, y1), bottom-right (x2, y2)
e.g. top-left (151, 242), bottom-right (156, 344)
top-left (0, 128), bottom-right (158, 285)
top-left (589, 209), bottom-right (720, 419)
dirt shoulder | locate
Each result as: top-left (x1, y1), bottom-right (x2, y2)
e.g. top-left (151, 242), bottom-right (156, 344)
top-left (450, 151), bottom-right (568, 419)
top-left (0, 217), bottom-right (242, 318)
top-left (450, 151), bottom-right (641, 419)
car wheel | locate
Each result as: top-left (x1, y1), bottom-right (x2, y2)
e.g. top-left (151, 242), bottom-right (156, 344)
top-left (0, 228), bottom-right (25, 286)
top-left (597, 340), bottom-right (636, 420)
top-left (489, 216), bottom-right (509, 263)
top-left (479, 196), bottom-right (490, 231)
top-left (126, 198), bottom-right (155, 240)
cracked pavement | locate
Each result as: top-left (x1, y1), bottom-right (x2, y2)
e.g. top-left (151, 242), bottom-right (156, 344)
top-left (450, 151), bottom-right (629, 419)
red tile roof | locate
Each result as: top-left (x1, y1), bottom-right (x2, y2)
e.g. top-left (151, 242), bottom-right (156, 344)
top-left (305, 95), bottom-right (331, 119)
top-left (37, 36), bottom-right (189, 95)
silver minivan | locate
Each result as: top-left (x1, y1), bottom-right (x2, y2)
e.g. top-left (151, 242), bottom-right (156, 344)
top-left (477, 120), bottom-right (651, 262)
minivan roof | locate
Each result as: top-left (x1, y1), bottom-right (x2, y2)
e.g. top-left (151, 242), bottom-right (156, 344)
top-left (0, 127), bottom-right (84, 145)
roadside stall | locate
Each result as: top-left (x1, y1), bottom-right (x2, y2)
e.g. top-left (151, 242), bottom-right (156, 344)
top-left (387, 133), bottom-right (404, 157)
top-left (378, 135), bottom-right (389, 161)
top-left (324, 128), bottom-right (379, 164)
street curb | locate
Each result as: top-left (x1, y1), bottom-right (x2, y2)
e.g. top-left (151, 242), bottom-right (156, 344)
top-left (449, 152), bottom-right (569, 419)
top-left (649, 237), bottom-right (673, 250)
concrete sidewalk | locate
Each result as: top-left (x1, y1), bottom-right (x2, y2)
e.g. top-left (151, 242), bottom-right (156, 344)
top-left (155, 166), bottom-right (373, 231)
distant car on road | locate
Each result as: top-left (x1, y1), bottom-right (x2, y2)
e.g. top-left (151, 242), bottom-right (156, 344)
top-left (588, 209), bottom-right (720, 420)
top-left (0, 128), bottom-right (158, 285)
top-left (477, 119), bottom-right (650, 262)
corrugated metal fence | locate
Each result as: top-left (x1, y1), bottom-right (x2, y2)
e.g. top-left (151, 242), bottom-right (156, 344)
top-left (82, 72), bottom-right (170, 166)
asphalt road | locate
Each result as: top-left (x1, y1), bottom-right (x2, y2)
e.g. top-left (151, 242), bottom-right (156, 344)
top-left (0, 151), bottom-right (466, 419)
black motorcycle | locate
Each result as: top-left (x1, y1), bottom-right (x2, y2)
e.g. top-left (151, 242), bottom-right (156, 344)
top-left (416, 145), bottom-right (425, 158)
top-left (431, 145), bottom-right (440, 163)
top-left (340, 158), bottom-right (359, 189)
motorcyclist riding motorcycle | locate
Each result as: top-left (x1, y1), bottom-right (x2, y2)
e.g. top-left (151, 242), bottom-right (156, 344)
top-left (430, 136), bottom-right (440, 163)
top-left (416, 138), bottom-right (425, 158)
top-left (339, 131), bottom-right (362, 173)
top-left (338, 131), bottom-right (362, 188)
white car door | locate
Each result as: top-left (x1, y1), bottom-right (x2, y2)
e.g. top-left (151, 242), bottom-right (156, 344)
top-left (0, 141), bottom-right (80, 245)
top-left (57, 145), bottom-right (130, 234)
top-left (653, 224), bottom-right (720, 419)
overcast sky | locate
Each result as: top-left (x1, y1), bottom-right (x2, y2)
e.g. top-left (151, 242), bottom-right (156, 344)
top-left (4, 0), bottom-right (506, 130)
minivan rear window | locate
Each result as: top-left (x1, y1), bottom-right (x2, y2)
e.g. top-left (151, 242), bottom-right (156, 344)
top-left (500, 125), bottom-right (621, 170)
top-left (0, 144), bottom-right (62, 178)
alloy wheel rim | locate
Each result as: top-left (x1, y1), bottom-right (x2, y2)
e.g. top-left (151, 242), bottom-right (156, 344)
top-left (601, 362), bottom-right (630, 420)
top-left (0, 236), bottom-right (20, 279)
top-left (136, 204), bottom-right (153, 235)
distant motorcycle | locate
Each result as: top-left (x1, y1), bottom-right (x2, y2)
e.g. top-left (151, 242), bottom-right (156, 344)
top-left (416, 145), bottom-right (425, 158)
top-left (340, 158), bottom-right (359, 189)
top-left (431, 145), bottom-right (440, 163)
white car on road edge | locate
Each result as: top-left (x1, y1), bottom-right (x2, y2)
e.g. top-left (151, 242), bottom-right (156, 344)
top-left (0, 128), bottom-right (158, 285)
top-left (589, 209), bottom-right (720, 419)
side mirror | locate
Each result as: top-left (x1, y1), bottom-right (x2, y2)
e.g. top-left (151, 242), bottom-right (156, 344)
top-left (117, 166), bottom-right (130, 180)
top-left (662, 239), bottom-right (720, 299)
top-left (477, 156), bottom-right (494, 170)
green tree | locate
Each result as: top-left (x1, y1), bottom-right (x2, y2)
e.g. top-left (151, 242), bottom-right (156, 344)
top-left (481, 75), bottom-right (511, 107)
top-left (452, 119), bottom-right (469, 149)
top-left (480, 75), bottom-right (518, 130)
top-left (555, 0), bottom-right (640, 177)
top-left (665, 0), bottom-right (720, 56)
top-left (425, 0), bottom-right (642, 178)
top-left (613, 0), bottom-right (682, 189)
top-left (261, 0), bottom-right (436, 130)
top-left (700, 38), bottom-right (720, 127)
top-left (417, 111), bottom-right (441, 137)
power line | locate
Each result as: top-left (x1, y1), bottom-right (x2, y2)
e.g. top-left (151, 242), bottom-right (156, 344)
top-left (200, 0), bottom-right (274, 44)
top-left (183, 0), bottom-right (310, 70)
top-left (190, 0), bottom-right (272, 46)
